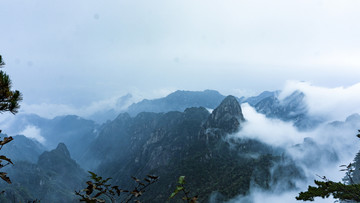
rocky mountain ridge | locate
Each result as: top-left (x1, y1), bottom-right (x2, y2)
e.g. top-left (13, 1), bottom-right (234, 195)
top-left (86, 95), bottom-right (304, 202)
top-left (0, 89), bottom-right (341, 202)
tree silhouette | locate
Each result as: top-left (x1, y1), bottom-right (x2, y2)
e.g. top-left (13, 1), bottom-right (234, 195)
top-left (0, 55), bottom-right (22, 184)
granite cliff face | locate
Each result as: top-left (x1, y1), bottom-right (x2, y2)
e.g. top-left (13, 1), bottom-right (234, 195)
top-left (203, 95), bottom-right (245, 135)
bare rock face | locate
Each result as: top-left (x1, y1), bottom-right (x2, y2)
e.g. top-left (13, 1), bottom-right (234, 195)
top-left (203, 95), bottom-right (245, 134)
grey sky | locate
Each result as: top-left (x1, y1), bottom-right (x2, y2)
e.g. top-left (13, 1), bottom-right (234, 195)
top-left (1, 0), bottom-right (360, 112)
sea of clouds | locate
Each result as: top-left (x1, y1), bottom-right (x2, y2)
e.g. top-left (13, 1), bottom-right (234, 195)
top-left (227, 81), bottom-right (360, 202)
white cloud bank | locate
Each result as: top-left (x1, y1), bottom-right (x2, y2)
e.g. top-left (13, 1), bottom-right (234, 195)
top-left (18, 125), bottom-right (45, 144)
top-left (227, 81), bottom-right (360, 202)
top-left (19, 94), bottom-right (135, 120)
top-left (18, 88), bottom-right (177, 120)
top-left (238, 103), bottom-right (306, 146)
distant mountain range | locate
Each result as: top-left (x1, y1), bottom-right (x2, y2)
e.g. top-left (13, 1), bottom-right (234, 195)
top-left (0, 114), bottom-right (98, 164)
top-left (126, 90), bottom-right (227, 116)
top-left (0, 134), bottom-right (45, 163)
top-left (1, 89), bottom-right (311, 161)
top-left (1, 89), bottom-right (358, 202)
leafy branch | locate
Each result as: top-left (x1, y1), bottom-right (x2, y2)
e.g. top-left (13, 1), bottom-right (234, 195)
top-left (75, 171), bottom-right (158, 203)
top-left (0, 135), bottom-right (14, 184)
top-left (296, 178), bottom-right (360, 201)
top-left (169, 176), bottom-right (198, 203)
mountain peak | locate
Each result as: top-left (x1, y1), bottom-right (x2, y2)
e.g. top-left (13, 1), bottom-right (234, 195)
top-left (55, 142), bottom-right (70, 158)
top-left (38, 143), bottom-right (71, 166)
top-left (345, 113), bottom-right (360, 123)
top-left (38, 143), bottom-right (80, 176)
top-left (203, 95), bottom-right (245, 133)
top-left (215, 95), bottom-right (245, 120)
top-left (220, 95), bottom-right (241, 109)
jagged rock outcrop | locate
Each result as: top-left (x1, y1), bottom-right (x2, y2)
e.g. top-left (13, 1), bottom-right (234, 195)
top-left (203, 95), bottom-right (245, 134)
top-left (38, 143), bottom-right (77, 173)
top-left (200, 95), bottom-right (245, 145)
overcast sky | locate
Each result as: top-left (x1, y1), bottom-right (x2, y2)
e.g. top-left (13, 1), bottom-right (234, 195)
top-left (1, 0), bottom-right (360, 111)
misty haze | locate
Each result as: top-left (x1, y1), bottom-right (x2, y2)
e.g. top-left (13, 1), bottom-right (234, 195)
top-left (1, 0), bottom-right (360, 202)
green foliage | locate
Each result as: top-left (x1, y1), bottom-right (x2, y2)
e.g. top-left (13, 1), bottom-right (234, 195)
top-left (169, 176), bottom-right (198, 203)
top-left (0, 55), bottom-right (22, 115)
top-left (296, 179), bottom-right (360, 201)
top-left (297, 165), bottom-right (360, 202)
top-left (75, 171), bottom-right (158, 203)
top-left (0, 55), bottom-right (4, 66)
top-left (0, 55), bottom-right (22, 185)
